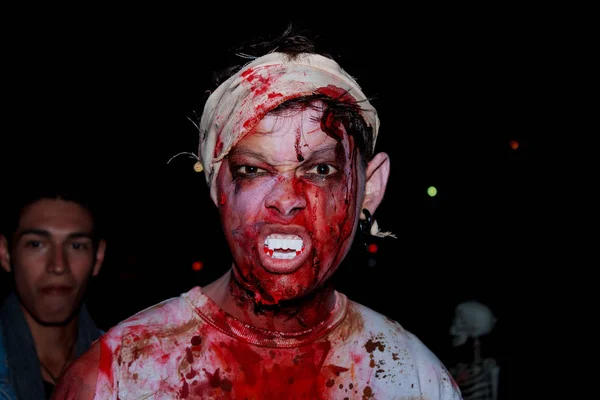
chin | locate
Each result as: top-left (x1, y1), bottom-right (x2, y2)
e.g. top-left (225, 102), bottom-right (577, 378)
top-left (34, 308), bottom-right (78, 326)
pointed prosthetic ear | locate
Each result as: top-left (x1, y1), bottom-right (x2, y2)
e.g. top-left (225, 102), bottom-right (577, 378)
top-left (0, 234), bottom-right (11, 273)
top-left (361, 152), bottom-right (390, 217)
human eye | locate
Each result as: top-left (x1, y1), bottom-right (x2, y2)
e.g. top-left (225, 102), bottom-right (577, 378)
top-left (24, 240), bottom-right (43, 249)
top-left (234, 165), bottom-right (268, 178)
top-left (305, 163), bottom-right (338, 177)
top-left (71, 242), bottom-right (89, 251)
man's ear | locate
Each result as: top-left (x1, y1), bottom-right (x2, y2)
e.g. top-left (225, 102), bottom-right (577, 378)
top-left (92, 239), bottom-right (106, 277)
top-left (361, 152), bottom-right (391, 217)
top-left (0, 234), bottom-right (11, 273)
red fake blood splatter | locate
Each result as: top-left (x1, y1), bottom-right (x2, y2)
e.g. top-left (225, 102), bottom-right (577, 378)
top-left (295, 129), bottom-right (304, 161)
top-left (322, 111), bottom-right (344, 143)
top-left (364, 339), bottom-right (385, 353)
top-left (250, 75), bottom-right (273, 96)
top-left (98, 338), bottom-right (113, 384)
top-left (180, 373), bottom-right (189, 398)
top-left (292, 177), bottom-right (305, 196)
top-left (243, 104), bottom-right (268, 129)
top-left (219, 193), bottom-right (227, 206)
top-left (214, 339), bottom-right (342, 399)
top-left (186, 369), bottom-right (198, 379)
top-left (351, 352), bottom-right (364, 364)
top-left (316, 85), bottom-right (356, 104)
top-left (253, 290), bottom-right (283, 306)
top-left (226, 341), bottom-right (261, 386)
top-left (186, 347), bottom-right (194, 364)
top-left (325, 365), bottom-right (350, 376)
top-left (214, 137), bottom-right (224, 158)
top-left (241, 68), bottom-right (255, 78)
top-left (203, 368), bottom-right (233, 392)
top-left (317, 84), bottom-right (360, 143)
top-left (191, 335), bottom-right (202, 346)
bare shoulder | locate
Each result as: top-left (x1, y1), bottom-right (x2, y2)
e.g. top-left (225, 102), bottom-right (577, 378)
top-left (52, 341), bottom-right (101, 400)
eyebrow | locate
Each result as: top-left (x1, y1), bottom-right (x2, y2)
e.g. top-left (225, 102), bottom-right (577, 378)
top-left (17, 229), bottom-right (94, 241)
top-left (229, 143), bottom-right (341, 161)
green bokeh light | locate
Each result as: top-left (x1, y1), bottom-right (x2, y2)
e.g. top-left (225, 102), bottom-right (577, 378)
top-left (427, 186), bottom-right (437, 197)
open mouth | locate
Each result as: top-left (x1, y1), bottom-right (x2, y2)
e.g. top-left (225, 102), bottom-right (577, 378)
top-left (263, 234), bottom-right (305, 259)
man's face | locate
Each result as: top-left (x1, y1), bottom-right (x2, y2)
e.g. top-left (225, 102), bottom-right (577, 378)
top-left (216, 105), bottom-right (365, 304)
top-left (0, 198), bottom-right (104, 325)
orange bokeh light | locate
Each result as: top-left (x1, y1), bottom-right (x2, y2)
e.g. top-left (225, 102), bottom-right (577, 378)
top-left (509, 140), bottom-right (519, 150)
top-left (192, 261), bottom-right (203, 271)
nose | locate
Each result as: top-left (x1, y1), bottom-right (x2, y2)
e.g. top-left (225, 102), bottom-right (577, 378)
top-left (47, 246), bottom-right (68, 275)
top-left (265, 176), bottom-right (307, 217)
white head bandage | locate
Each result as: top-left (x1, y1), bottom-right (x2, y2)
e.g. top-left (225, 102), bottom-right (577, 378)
top-left (198, 52), bottom-right (379, 202)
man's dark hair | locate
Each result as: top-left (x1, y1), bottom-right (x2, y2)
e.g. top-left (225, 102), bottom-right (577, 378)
top-left (1, 175), bottom-right (105, 248)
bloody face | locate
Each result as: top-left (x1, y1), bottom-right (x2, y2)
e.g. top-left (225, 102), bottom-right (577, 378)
top-left (215, 103), bottom-right (366, 304)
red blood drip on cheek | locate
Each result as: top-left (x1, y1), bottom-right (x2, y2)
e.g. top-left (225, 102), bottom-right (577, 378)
top-left (219, 193), bottom-right (227, 206)
top-left (292, 178), bottom-right (304, 194)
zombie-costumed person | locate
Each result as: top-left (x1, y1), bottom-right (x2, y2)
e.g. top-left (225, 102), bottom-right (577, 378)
top-left (53, 26), bottom-right (463, 399)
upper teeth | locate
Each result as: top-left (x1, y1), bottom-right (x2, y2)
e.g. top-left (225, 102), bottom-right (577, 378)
top-left (264, 234), bottom-right (303, 251)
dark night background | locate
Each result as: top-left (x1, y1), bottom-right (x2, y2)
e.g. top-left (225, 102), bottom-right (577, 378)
top-left (1, 7), bottom-right (546, 395)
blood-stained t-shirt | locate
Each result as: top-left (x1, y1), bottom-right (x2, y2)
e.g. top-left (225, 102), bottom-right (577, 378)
top-left (92, 287), bottom-right (462, 399)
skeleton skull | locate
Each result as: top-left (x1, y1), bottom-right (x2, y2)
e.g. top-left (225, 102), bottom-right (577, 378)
top-left (449, 300), bottom-right (497, 347)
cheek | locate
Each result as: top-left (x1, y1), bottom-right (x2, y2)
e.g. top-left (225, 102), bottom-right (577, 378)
top-left (12, 264), bottom-right (38, 295)
top-left (217, 169), bottom-right (278, 221)
top-left (307, 179), bottom-right (355, 235)
top-left (70, 255), bottom-right (95, 281)
top-left (218, 183), bottom-right (267, 239)
top-left (13, 253), bottom-right (40, 276)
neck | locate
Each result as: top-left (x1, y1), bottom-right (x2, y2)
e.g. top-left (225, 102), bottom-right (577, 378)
top-left (203, 270), bottom-right (336, 332)
top-left (21, 305), bottom-right (79, 375)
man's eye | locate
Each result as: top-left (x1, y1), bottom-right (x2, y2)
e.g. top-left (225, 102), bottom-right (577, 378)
top-left (307, 164), bottom-right (337, 176)
top-left (71, 242), bottom-right (89, 250)
top-left (25, 240), bottom-right (42, 248)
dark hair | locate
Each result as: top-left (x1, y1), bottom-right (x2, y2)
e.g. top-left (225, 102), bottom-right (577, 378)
top-left (208, 23), bottom-right (376, 162)
top-left (1, 177), bottom-right (105, 247)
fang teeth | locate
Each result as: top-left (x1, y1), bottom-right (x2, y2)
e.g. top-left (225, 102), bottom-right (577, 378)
top-left (263, 234), bottom-right (304, 259)
top-left (264, 235), bottom-right (303, 251)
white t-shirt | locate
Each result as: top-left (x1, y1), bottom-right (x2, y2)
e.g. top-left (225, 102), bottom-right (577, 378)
top-left (93, 286), bottom-right (462, 399)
